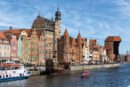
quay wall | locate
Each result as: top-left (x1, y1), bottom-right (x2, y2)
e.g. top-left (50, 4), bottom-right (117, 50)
top-left (70, 63), bottom-right (121, 71)
top-left (26, 63), bottom-right (121, 76)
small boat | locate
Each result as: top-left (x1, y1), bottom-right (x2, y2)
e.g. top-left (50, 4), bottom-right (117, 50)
top-left (0, 60), bottom-right (31, 82)
top-left (81, 70), bottom-right (90, 79)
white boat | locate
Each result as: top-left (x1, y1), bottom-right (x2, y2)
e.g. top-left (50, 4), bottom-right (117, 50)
top-left (0, 60), bottom-right (31, 82)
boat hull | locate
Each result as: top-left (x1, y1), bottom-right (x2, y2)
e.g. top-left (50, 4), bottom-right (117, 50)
top-left (0, 76), bottom-right (29, 82)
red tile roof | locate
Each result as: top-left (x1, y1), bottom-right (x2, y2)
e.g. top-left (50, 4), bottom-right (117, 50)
top-left (0, 32), bottom-right (6, 39)
top-left (105, 36), bottom-right (121, 42)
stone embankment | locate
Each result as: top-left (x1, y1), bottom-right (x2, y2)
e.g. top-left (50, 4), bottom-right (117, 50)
top-left (70, 63), bottom-right (121, 71)
top-left (26, 63), bottom-right (121, 76)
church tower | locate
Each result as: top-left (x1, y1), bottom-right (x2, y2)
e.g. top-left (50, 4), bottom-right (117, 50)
top-left (54, 7), bottom-right (61, 39)
top-left (53, 7), bottom-right (61, 64)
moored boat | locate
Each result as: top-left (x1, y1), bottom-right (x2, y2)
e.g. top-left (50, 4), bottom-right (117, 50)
top-left (81, 70), bottom-right (90, 79)
top-left (0, 60), bottom-right (31, 82)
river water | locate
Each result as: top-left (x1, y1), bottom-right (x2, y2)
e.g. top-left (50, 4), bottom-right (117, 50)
top-left (0, 64), bottom-right (130, 87)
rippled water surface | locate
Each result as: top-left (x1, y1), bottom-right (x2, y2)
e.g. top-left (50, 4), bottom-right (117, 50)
top-left (0, 64), bottom-right (130, 87)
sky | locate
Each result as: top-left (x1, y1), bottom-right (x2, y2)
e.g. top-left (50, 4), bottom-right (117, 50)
top-left (0, 0), bottom-right (130, 54)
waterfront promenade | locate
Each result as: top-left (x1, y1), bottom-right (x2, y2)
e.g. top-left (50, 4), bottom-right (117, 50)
top-left (27, 63), bottom-right (121, 76)
top-left (71, 63), bottom-right (121, 71)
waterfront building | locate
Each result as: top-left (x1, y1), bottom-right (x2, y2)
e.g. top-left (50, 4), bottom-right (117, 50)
top-left (90, 39), bottom-right (97, 51)
top-left (0, 8), bottom-right (122, 66)
top-left (0, 32), bottom-right (10, 60)
top-left (32, 8), bottom-right (61, 63)
top-left (29, 29), bottom-right (39, 64)
top-left (3, 29), bottom-right (22, 60)
top-left (17, 34), bottom-right (22, 61)
top-left (10, 34), bottom-right (18, 60)
top-left (21, 30), bottom-right (30, 63)
top-left (82, 39), bottom-right (92, 64)
top-left (99, 46), bottom-right (109, 63)
top-left (58, 29), bottom-right (70, 64)
top-left (105, 36), bottom-right (121, 62)
top-left (76, 32), bottom-right (83, 64)
top-left (57, 29), bottom-right (84, 65)
top-left (39, 32), bottom-right (45, 64)
top-left (91, 47), bottom-right (100, 64)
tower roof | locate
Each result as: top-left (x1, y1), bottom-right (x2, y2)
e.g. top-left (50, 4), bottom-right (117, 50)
top-left (32, 15), bottom-right (55, 31)
top-left (105, 36), bottom-right (121, 42)
top-left (63, 29), bottom-right (69, 37)
top-left (55, 7), bottom-right (61, 20)
top-left (77, 32), bottom-right (81, 39)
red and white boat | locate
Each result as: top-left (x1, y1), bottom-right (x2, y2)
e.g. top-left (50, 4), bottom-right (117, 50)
top-left (81, 70), bottom-right (90, 79)
top-left (0, 60), bottom-right (31, 82)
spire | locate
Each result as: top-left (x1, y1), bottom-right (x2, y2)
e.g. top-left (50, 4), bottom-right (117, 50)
top-left (77, 32), bottom-right (81, 39)
top-left (55, 6), bottom-right (61, 20)
top-left (64, 29), bottom-right (69, 37)
top-left (37, 8), bottom-right (40, 17)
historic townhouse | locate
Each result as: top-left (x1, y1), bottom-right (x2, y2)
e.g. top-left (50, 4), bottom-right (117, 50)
top-left (20, 30), bottom-right (30, 63)
top-left (76, 33), bottom-right (83, 64)
top-left (82, 39), bottom-right (92, 64)
top-left (89, 39), bottom-right (97, 51)
top-left (30, 29), bottom-right (39, 64)
top-left (58, 29), bottom-right (84, 65)
top-left (0, 32), bottom-right (10, 60)
top-left (10, 34), bottom-right (18, 60)
top-left (69, 38), bottom-right (77, 64)
top-left (17, 34), bottom-right (22, 61)
top-left (3, 29), bottom-right (22, 60)
top-left (99, 46), bottom-right (108, 63)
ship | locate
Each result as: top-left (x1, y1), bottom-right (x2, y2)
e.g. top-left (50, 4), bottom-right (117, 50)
top-left (0, 60), bottom-right (31, 82)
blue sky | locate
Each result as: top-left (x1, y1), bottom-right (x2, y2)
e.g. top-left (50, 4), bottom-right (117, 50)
top-left (0, 0), bottom-right (130, 54)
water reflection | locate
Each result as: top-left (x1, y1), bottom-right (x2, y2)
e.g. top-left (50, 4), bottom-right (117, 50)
top-left (0, 64), bottom-right (130, 87)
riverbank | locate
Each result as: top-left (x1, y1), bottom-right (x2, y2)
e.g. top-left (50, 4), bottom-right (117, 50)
top-left (1, 63), bottom-right (130, 87)
top-left (28, 63), bottom-right (121, 76)
top-left (70, 63), bottom-right (121, 71)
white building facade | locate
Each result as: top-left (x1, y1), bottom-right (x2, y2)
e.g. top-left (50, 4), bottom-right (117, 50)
top-left (82, 39), bottom-right (92, 64)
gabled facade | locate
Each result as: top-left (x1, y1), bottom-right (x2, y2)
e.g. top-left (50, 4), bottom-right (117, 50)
top-left (17, 35), bottom-right (22, 60)
top-left (30, 29), bottom-right (39, 64)
top-left (21, 30), bottom-right (29, 63)
top-left (10, 34), bottom-right (18, 60)
top-left (82, 39), bottom-right (92, 64)
top-left (76, 33), bottom-right (82, 64)
top-left (58, 30), bottom-right (84, 65)
top-left (0, 32), bottom-right (10, 60)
